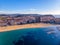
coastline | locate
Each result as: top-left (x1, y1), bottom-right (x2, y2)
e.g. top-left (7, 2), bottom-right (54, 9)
top-left (0, 23), bottom-right (58, 32)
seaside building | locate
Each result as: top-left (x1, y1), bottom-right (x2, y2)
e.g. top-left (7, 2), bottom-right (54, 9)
top-left (55, 18), bottom-right (60, 24)
top-left (0, 20), bottom-right (7, 26)
top-left (40, 15), bottom-right (55, 23)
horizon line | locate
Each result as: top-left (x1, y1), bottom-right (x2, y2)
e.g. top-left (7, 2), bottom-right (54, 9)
top-left (0, 10), bottom-right (60, 15)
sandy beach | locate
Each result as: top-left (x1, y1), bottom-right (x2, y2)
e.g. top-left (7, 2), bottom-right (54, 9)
top-left (0, 23), bottom-right (58, 32)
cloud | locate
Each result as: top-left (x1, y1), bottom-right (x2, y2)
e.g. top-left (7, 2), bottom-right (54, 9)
top-left (39, 10), bottom-right (60, 15)
top-left (0, 11), bottom-right (19, 14)
top-left (0, 9), bottom-right (60, 15)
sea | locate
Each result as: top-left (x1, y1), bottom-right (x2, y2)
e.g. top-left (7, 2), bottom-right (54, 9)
top-left (0, 26), bottom-right (60, 45)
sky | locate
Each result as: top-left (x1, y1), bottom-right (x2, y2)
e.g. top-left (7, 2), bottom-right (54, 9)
top-left (0, 0), bottom-right (60, 14)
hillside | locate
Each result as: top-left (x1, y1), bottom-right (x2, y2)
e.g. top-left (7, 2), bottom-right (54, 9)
top-left (0, 14), bottom-right (60, 27)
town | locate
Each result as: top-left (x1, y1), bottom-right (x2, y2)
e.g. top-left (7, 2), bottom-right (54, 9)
top-left (0, 14), bottom-right (60, 26)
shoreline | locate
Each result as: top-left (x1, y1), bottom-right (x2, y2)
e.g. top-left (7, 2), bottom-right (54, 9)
top-left (0, 23), bottom-right (59, 32)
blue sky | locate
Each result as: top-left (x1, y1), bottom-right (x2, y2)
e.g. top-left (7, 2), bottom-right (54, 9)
top-left (0, 0), bottom-right (60, 14)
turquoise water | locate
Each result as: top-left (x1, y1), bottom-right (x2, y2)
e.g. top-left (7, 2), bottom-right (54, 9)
top-left (0, 26), bottom-right (60, 45)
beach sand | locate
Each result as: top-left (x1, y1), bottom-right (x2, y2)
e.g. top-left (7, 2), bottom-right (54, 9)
top-left (0, 23), bottom-right (57, 32)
